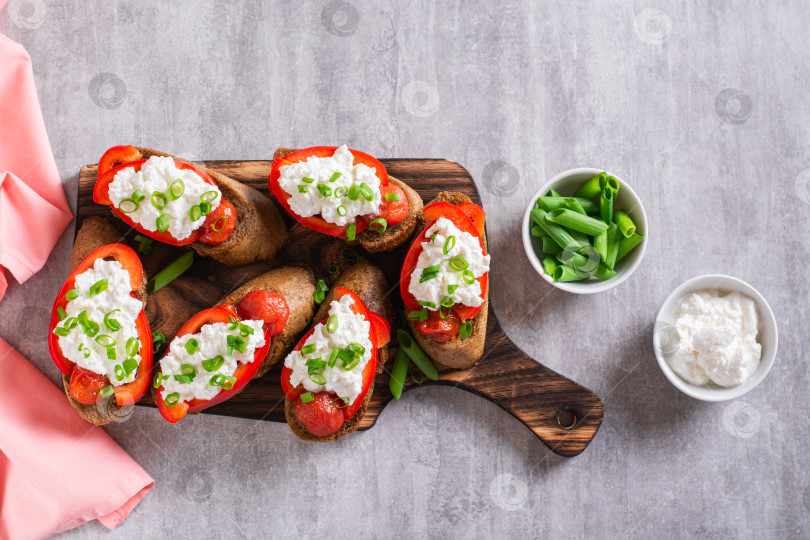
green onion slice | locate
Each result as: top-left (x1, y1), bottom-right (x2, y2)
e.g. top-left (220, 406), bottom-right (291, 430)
top-left (369, 217), bottom-right (387, 233)
top-left (300, 392), bottom-right (314, 403)
top-left (448, 284), bottom-right (458, 294)
top-left (334, 186), bottom-right (348, 198)
top-left (418, 300), bottom-right (437, 309)
top-left (57, 306), bottom-right (66, 321)
top-left (103, 309), bottom-right (121, 331)
top-left (156, 214), bottom-right (170, 233)
top-left (226, 334), bottom-right (246, 355)
top-left (314, 279), bottom-right (328, 304)
top-left (185, 338), bottom-right (199, 355)
top-left (441, 296), bottom-right (455, 308)
top-left (302, 176), bottom-right (314, 184)
top-left (347, 342), bottom-right (365, 355)
top-left (199, 201), bottom-right (212, 215)
top-left (443, 235), bottom-right (456, 254)
top-left (53, 327), bottom-right (69, 337)
top-left (180, 363), bottom-right (196, 378)
top-left (326, 315), bottom-right (338, 334)
top-left (333, 396), bottom-right (350, 408)
top-left (202, 355), bottom-right (224, 372)
top-left (449, 257), bottom-right (468, 271)
top-left (384, 192), bottom-right (401, 202)
top-left (407, 310), bottom-right (422, 320)
top-left (126, 337), bottom-right (139, 357)
top-left (153, 372), bottom-right (163, 389)
top-left (328, 172), bottom-right (342, 183)
top-left (64, 317), bottom-right (79, 330)
top-left (212, 215), bottom-right (227, 231)
top-left (114, 364), bottom-right (125, 381)
top-left (347, 184), bottom-right (360, 201)
top-left (420, 265), bottom-right (440, 283)
top-left (459, 320), bottom-right (473, 340)
top-left (107, 347), bottom-right (116, 360)
top-left (131, 189), bottom-right (146, 203)
top-left (151, 191), bottom-right (167, 210)
top-left (341, 247), bottom-right (359, 263)
top-left (359, 183), bottom-right (374, 201)
top-left (306, 358), bottom-right (326, 372)
top-left (298, 185), bottom-right (309, 193)
top-left (152, 331), bottom-right (166, 353)
top-left (309, 372), bottom-right (327, 385)
top-left (228, 316), bottom-right (239, 330)
top-left (463, 269), bottom-right (475, 284)
top-left (201, 191), bottom-right (218, 203)
top-left (346, 223), bottom-right (356, 241)
top-left (174, 374), bottom-right (192, 384)
top-left (169, 179), bottom-right (185, 200)
top-left (328, 263), bottom-right (339, 275)
top-left (89, 279), bottom-right (108, 297)
top-left (301, 344), bottom-right (317, 355)
top-left (164, 392), bottom-right (180, 406)
top-left (147, 251), bottom-right (194, 294)
top-left (100, 385), bottom-right (115, 398)
top-left (341, 356), bottom-right (361, 371)
top-left (238, 323), bottom-right (255, 337)
top-left (317, 184), bottom-right (332, 197)
top-left (438, 305), bottom-right (452, 320)
top-left (189, 205), bottom-right (202, 221)
top-left (336, 205), bottom-right (348, 217)
top-left (118, 199), bottom-right (139, 213)
top-left (65, 288), bottom-right (79, 301)
top-left (95, 334), bottom-right (116, 347)
top-left (328, 349), bottom-right (339, 368)
top-left (123, 357), bottom-right (138, 374)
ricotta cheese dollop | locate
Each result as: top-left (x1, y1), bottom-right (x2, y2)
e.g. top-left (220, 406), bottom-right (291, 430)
top-left (277, 145), bottom-right (382, 226)
top-left (159, 319), bottom-right (266, 403)
top-left (284, 294), bottom-right (373, 404)
top-left (108, 156), bottom-right (221, 241)
top-left (408, 217), bottom-right (490, 310)
top-left (666, 291), bottom-right (762, 387)
top-left (56, 258), bottom-right (143, 385)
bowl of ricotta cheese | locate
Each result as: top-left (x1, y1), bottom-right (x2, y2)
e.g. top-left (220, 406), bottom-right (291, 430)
top-left (653, 274), bottom-right (778, 401)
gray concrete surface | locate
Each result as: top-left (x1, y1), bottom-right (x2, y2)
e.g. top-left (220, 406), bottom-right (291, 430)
top-left (1, 1), bottom-right (809, 538)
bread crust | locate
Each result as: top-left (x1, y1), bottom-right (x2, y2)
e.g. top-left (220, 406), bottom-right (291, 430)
top-left (284, 247), bottom-right (392, 441)
top-left (62, 217), bottom-right (148, 425)
top-left (221, 265), bottom-right (318, 377)
top-left (136, 147), bottom-right (289, 266)
top-left (405, 192), bottom-right (488, 370)
top-left (272, 147), bottom-right (423, 252)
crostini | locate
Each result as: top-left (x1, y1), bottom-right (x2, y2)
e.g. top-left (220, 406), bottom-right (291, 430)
top-left (400, 192), bottom-right (489, 369)
top-left (269, 145), bottom-right (424, 252)
top-left (281, 249), bottom-right (392, 441)
top-left (49, 217), bottom-right (153, 425)
top-left (94, 145), bottom-right (289, 266)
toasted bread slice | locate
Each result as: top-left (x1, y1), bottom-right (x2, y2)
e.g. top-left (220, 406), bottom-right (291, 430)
top-left (221, 265), bottom-right (318, 377)
top-left (136, 147), bottom-right (289, 266)
top-left (273, 147), bottom-right (423, 253)
top-left (284, 246), bottom-right (393, 442)
top-left (405, 192), bottom-right (488, 370)
top-left (62, 217), bottom-right (148, 425)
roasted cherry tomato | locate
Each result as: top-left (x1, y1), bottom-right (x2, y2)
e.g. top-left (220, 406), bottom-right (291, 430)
top-left (236, 290), bottom-right (290, 337)
top-left (294, 392), bottom-right (346, 437)
top-left (416, 310), bottom-right (461, 343)
top-left (198, 200), bottom-right (237, 245)
top-left (374, 184), bottom-right (408, 226)
top-left (68, 366), bottom-right (110, 405)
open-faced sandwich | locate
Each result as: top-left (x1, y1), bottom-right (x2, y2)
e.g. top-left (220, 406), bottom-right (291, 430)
top-left (94, 145), bottom-right (289, 266)
top-left (269, 145), bottom-right (423, 252)
top-left (281, 249), bottom-right (392, 441)
top-left (49, 217), bottom-right (152, 425)
top-left (400, 193), bottom-right (489, 369)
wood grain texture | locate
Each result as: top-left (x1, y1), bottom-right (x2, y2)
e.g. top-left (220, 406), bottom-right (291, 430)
top-left (76, 158), bottom-right (603, 457)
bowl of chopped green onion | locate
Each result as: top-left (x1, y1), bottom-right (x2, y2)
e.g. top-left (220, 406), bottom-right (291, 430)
top-left (521, 168), bottom-right (647, 294)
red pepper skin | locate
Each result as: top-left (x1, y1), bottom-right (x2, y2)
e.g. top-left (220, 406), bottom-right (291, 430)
top-left (98, 145), bottom-right (142, 180)
top-left (268, 146), bottom-right (392, 237)
top-left (281, 287), bottom-right (386, 433)
top-left (93, 146), bottom-right (234, 246)
top-left (48, 244), bottom-right (153, 407)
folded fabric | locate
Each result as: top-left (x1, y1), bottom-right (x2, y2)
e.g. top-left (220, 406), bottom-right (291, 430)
top-left (0, 30), bottom-right (73, 301)
top-left (0, 338), bottom-right (154, 539)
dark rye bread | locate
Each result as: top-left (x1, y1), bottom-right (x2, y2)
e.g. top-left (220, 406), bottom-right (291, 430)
top-left (221, 265), bottom-right (318, 377)
top-left (273, 147), bottom-right (424, 253)
top-left (284, 246), bottom-right (393, 442)
top-left (405, 192), bottom-right (489, 370)
top-left (137, 147), bottom-right (289, 266)
top-left (62, 217), bottom-right (148, 425)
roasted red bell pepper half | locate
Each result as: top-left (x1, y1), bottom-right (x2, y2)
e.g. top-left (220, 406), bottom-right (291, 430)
top-left (268, 146), bottom-right (407, 238)
top-left (93, 145), bottom-right (236, 246)
top-left (48, 244), bottom-right (153, 407)
top-left (281, 287), bottom-right (389, 434)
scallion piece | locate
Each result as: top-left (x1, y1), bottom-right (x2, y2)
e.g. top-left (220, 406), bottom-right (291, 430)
top-left (328, 172), bottom-right (342, 182)
top-left (328, 348), bottom-right (339, 368)
top-left (228, 316), bottom-right (239, 330)
top-left (599, 187), bottom-right (614, 224)
top-left (174, 374), bottom-right (192, 384)
top-left (447, 284), bottom-right (458, 294)
top-left (238, 323), bottom-right (254, 337)
top-left (147, 251), bottom-right (194, 293)
top-left (201, 190), bottom-right (218, 203)
top-left (53, 327), bottom-right (69, 337)
top-left (604, 223), bottom-right (622, 270)
top-left (123, 357), bottom-right (138, 374)
top-left (189, 205), bottom-right (202, 221)
top-left (202, 355), bottom-right (224, 372)
top-left (156, 214), bottom-right (170, 233)
top-left (459, 320), bottom-right (474, 340)
top-left (302, 176), bottom-right (314, 184)
top-left (347, 342), bottom-right (365, 355)
top-left (114, 364), bottom-right (125, 381)
top-left (180, 363), bottom-right (196, 378)
top-left (300, 392), bottom-right (314, 404)
top-left (306, 358), bottom-right (326, 372)
top-left (358, 183), bottom-right (374, 201)
top-left (185, 338), bottom-right (199, 354)
top-left (153, 372), bottom-right (163, 389)
top-left (341, 356), bottom-right (361, 371)
top-left (89, 279), bottom-right (108, 297)
top-left (440, 296), bottom-right (454, 308)
top-left (418, 301), bottom-right (436, 309)
top-left (553, 265), bottom-right (587, 282)
top-left (100, 385), bottom-right (115, 398)
top-left (95, 334), bottom-right (116, 347)
top-left (369, 217), bottom-right (387, 233)
top-left (65, 288), bottom-right (79, 301)
top-left (199, 201), bottom-right (212, 215)
top-left (333, 397), bottom-right (350, 408)
top-left (419, 265), bottom-right (440, 283)
top-left (336, 205), bottom-right (348, 217)
top-left (107, 347), bottom-right (116, 360)
top-left (438, 305), bottom-right (452, 320)
top-left (317, 184), bottom-right (332, 197)
top-left (531, 224), bottom-right (547, 238)
top-left (334, 186), bottom-right (348, 198)
top-left (297, 185), bottom-right (309, 193)
top-left (103, 310), bottom-right (121, 331)
top-left (347, 184), bottom-right (360, 201)
top-left (164, 392), bottom-right (180, 406)
top-left (226, 334), bottom-right (246, 354)
top-left (530, 208), bottom-right (582, 252)
top-left (462, 269), bottom-right (475, 284)
top-left (64, 317), bottom-right (78, 330)
top-left (443, 235), bottom-right (456, 254)
top-left (573, 171), bottom-right (606, 199)
top-left (546, 208), bottom-right (609, 237)
top-left (389, 348), bottom-right (409, 400)
top-left (209, 374), bottom-right (236, 389)
top-left (613, 210), bottom-right (636, 238)
top-left (346, 223), bottom-right (356, 241)
top-left (118, 199), bottom-right (139, 213)
top-left (308, 371), bottom-right (327, 385)
top-left (212, 215), bottom-right (227, 231)
top-left (151, 191), bottom-right (167, 211)
top-left (131, 189), bottom-right (146, 203)
top-left (616, 233), bottom-right (644, 261)
top-left (314, 280), bottom-right (328, 304)
top-left (384, 192), bottom-right (401, 202)
top-left (396, 330), bottom-right (439, 381)
top-left (301, 344), bottom-right (317, 355)
top-left (449, 257), bottom-right (468, 271)
top-left (328, 263), bottom-right (339, 275)
top-left (57, 306), bottom-right (66, 321)
top-left (541, 256), bottom-right (559, 276)
top-left (535, 196), bottom-right (599, 213)
top-left (326, 315), bottom-right (338, 334)
top-left (169, 179), bottom-right (186, 200)
top-left (152, 331), bottom-right (166, 353)
top-left (563, 198), bottom-right (587, 215)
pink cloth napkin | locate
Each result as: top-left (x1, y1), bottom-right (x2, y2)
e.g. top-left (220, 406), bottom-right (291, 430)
top-left (0, 338), bottom-right (154, 539)
top-left (0, 24), bottom-right (73, 301)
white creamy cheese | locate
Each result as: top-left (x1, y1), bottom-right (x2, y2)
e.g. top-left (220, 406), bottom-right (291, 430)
top-left (408, 217), bottom-right (490, 310)
top-left (159, 320), bottom-right (265, 403)
top-left (277, 145), bottom-right (382, 226)
top-left (108, 156), bottom-right (221, 241)
top-left (56, 259), bottom-right (143, 385)
top-left (667, 291), bottom-right (762, 387)
top-left (284, 295), bottom-right (373, 404)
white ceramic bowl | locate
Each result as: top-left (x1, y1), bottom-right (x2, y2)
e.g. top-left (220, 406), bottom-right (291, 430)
top-left (653, 274), bottom-right (778, 401)
top-left (521, 168), bottom-right (648, 294)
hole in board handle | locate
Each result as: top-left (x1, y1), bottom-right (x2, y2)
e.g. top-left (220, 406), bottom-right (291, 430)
top-left (557, 409), bottom-right (577, 430)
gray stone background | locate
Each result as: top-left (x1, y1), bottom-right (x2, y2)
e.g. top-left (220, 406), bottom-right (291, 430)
top-left (1, 1), bottom-right (808, 538)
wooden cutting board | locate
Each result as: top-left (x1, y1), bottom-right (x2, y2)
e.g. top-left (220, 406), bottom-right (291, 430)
top-left (76, 158), bottom-right (604, 457)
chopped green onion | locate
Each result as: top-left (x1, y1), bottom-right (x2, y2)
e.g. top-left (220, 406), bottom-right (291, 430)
top-left (438, 305), bottom-right (452, 320)
top-left (341, 355), bottom-right (361, 371)
top-left (443, 235), bottom-right (456, 254)
top-left (328, 172), bottom-right (342, 182)
top-left (156, 214), bottom-right (170, 232)
top-left (151, 191), bottom-right (167, 210)
top-left (302, 176), bottom-right (314, 184)
top-left (407, 309), bottom-right (423, 320)
top-left (347, 184), bottom-right (360, 201)
top-left (164, 392), bottom-right (180, 406)
top-left (95, 334), bottom-right (116, 347)
top-left (202, 355), bottom-right (225, 372)
top-left (459, 320), bottom-right (473, 340)
top-left (298, 185), bottom-right (309, 193)
top-left (389, 348), bottom-right (409, 400)
top-left (100, 385), bottom-right (115, 398)
top-left (314, 279), bottom-right (329, 304)
top-left (209, 374), bottom-right (236, 389)
top-left (334, 186), bottom-right (348, 198)
top-left (64, 317), bottom-right (78, 330)
top-left (462, 269), bottom-right (475, 284)
top-left (118, 199), bottom-right (139, 213)
top-left (326, 315), bottom-right (338, 334)
top-left (89, 279), bottom-right (108, 297)
top-left (78, 343), bottom-right (90, 358)
top-left (212, 215), bottom-right (227, 232)
top-left (169, 179), bottom-right (186, 200)
top-left (341, 247), bottom-right (359, 263)
top-left (418, 301), bottom-right (436, 309)
top-left (131, 189), bottom-right (146, 203)
top-left (358, 183), bottom-right (374, 201)
top-left (152, 331), bottom-right (166, 353)
top-left (328, 348), bottom-right (340, 368)
top-left (333, 397), bottom-right (350, 408)
top-left (300, 392), bottom-right (314, 403)
top-left (57, 306), bottom-right (66, 321)
top-left (201, 191), bottom-right (218, 203)
top-left (228, 316), bottom-right (239, 330)
top-left (448, 284), bottom-right (458, 294)
top-left (238, 323), bottom-right (254, 337)
top-left (107, 347), bottom-right (116, 360)
top-left (65, 288), bottom-right (79, 301)
top-left (328, 263), bottom-right (339, 275)
top-left (397, 330), bottom-right (439, 381)
top-left (384, 192), bottom-right (401, 202)
top-left (180, 363), bottom-right (196, 378)
top-left (123, 357), bottom-right (138, 374)
top-left (440, 296), bottom-right (454, 308)
top-left (369, 217), bottom-right (387, 233)
top-left (347, 342), bottom-right (365, 355)
top-left (226, 334), bottom-right (246, 355)
top-left (126, 337), bottom-right (139, 357)
top-left (134, 234), bottom-right (154, 255)
top-left (153, 372), bottom-right (163, 389)
top-left (317, 184), bottom-right (332, 197)
top-left (114, 364), bottom-right (125, 381)
top-left (147, 251), bottom-right (194, 294)
top-left (336, 205), bottom-right (348, 216)
top-left (346, 223), bottom-right (356, 241)
top-left (199, 201), bottom-right (212, 215)
top-left (185, 338), bottom-right (199, 354)
top-left (53, 327), bottom-right (69, 337)
top-left (449, 257), bottom-right (468, 271)
top-left (189, 205), bottom-right (202, 221)
top-left (301, 344), bottom-right (317, 355)
top-left (174, 375), bottom-right (195, 386)
top-left (430, 233), bottom-right (437, 241)
top-left (103, 310), bottom-right (121, 331)
top-left (420, 265), bottom-right (440, 283)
